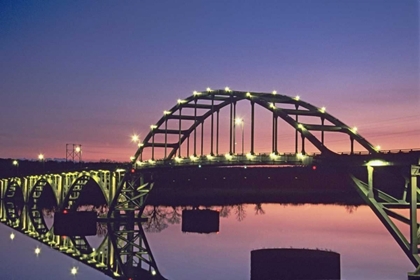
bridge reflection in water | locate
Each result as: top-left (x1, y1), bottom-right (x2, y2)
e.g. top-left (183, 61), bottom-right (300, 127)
top-left (0, 163), bottom-right (419, 279)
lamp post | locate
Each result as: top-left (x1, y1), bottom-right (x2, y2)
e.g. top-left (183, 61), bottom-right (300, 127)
top-left (235, 118), bottom-right (244, 155)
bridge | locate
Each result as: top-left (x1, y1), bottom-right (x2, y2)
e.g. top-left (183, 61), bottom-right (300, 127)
top-left (0, 89), bottom-right (419, 279)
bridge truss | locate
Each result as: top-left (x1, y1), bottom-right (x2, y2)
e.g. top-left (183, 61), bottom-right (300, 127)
top-left (352, 162), bottom-right (420, 278)
top-left (132, 88), bottom-right (379, 163)
top-left (0, 170), bottom-right (162, 280)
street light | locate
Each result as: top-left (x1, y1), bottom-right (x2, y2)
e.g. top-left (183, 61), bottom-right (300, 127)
top-left (12, 160), bottom-right (19, 176)
top-left (131, 134), bottom-right (139, 143)
top-left (38, 154), bottom-right (45, 170)
top-left (235, 118), bottom-right (244, 155)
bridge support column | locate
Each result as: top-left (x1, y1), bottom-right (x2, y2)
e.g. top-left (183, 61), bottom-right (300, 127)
top-left (164, 118), bottom-right (168, 158)
top-left (233, 102), bottom-right (236, 154)
top-left (201, 121), bottom-right (204, 156)
top-left (178, 107), bottom-right (182, 157)
top-left (368, 165), bottom-right (374, 198)
top-left (216, 110), bottom-right (220, 155)
top-left (251, 101), bottom-right (255, 155)
top-left (229, 102), bottom-right (233, 154)
top-left (211, 93), bottom-right (214, 155)
top-left (194, 100), bottom-right (197, 156)
top-left (411, 166), bottom-right (419, 255)
top-left (301, 134), bottom-right (305, 155)
top-left (295, 104), bottom-right (299, 154)
top-left (351, 164), bottom-right (420, 278)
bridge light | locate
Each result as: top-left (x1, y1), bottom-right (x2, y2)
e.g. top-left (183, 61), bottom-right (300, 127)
top-left (150, 124), bottom-right (158, 130)
top-left (270, 152), bottom-right (278, 159)
top-left (298, 123), bottom-right (304, 130)
top-left (12, 160), bottom-right (18, 166)
top-left (34, 247), bottom-right (41, 256)
top-left (148, 159), bottom-right (156, 164)
top-left (136, 160), bottom-right (145, 166)
top-left (319, 107), bottom-right (326, 113)
top-left (193, 91), bottom-right (201, 96)
top-left (138, 142), bottom-right (144, 147)
top-left (297, 153), bottom-right (305, 159)
top-left (10, 232), bottom-right (15, 240)
top-left (270, 103), bottom-right (276, 109)
top-left (177, 99), bottom-right (186, 104)
top-left (163, 110), bottom-right (171, 115)
top-left (295, 95), bottom-right (300, 101)
top-left (190, 155), bottom-right (198, 161)
top-left (246, 92), bottom-right (252, 98)
top-left (235, 118), bottom-right (243, 125)
top-left (116, 168), bottom-right (126, 172)
top-left (224, 153), bottom-right (233, 160)
top-left (151, 270), bottom-right (157, 276)
top-left (206, 154), bottom-right (214, 160)
top-left (175, 156), bottom-right (183, 162)
top-left (272, 90), bottom-right (277, 95)
top-left (38, 154), bottom-right (44, 161)
top-left (367, 159), bottom-right (389, 167)
top-left (206, 87), bottom-right (212, 92)
top-left (246, 153), bottom-right (255, 160)
top-left (130, 156), bottom-right (135, 161)
top-left (131, 134), bottom-right (139, 143)
top-left (224, 87), bottom-right (231, 92)
top-left (351, 127), bottom-right (358, 133)
top-left (375, 145), bottom-right (381, 151)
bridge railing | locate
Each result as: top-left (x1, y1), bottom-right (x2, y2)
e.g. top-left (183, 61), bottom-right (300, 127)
top-left (134, 153), bottom-right (314, 169)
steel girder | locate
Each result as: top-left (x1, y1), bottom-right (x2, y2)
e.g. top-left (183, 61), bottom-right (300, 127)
top-left (351, 165), bottom-right (420, 276)
top-left (132, 89), bottom-right (378, 163)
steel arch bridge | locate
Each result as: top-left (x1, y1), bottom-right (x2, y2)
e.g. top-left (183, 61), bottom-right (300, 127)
top-left (132, 88), bottom-right (378, 164)
top-left (0, 88), bottom-right (420, 279)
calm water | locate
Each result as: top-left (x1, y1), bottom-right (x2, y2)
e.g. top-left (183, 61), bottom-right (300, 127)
top-left (0, 202), bottom-right (414, 280)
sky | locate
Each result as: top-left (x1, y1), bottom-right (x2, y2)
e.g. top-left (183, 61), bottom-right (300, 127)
top-left (0, 0), bottom-right (419, 161)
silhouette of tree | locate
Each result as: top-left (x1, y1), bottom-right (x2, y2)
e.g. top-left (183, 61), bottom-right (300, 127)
top-left (166, 206), bottom-right (182, 225)
top-left (345, 205), bottom-right (358, 214)
top-left (234, 204), bottom-right (247, 221)
top-left (143, 206), bottom-right (169, 232)
top-left (254, 203), bottom-right (265, 215)
top-left (219, 206), bottom-right (231, 218)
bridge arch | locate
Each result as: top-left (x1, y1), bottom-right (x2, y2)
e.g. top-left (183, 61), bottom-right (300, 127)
top-left (132, 89), bottom-right (378, 162)
top-left (4, 178), bottom-right (24, 223)
top-left (28, 177), bottom-right (58, 235)
top-left (62, 171), bottom-right (108, 211)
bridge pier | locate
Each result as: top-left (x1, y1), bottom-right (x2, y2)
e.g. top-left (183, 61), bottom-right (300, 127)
top-left (352, 163), bottom-right (420, 277)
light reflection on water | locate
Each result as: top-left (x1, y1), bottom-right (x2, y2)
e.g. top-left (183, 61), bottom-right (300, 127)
top-left (0, 203), bottom-right (415, 279)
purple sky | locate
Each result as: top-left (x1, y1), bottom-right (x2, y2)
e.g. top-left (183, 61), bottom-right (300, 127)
top-left (0, 1), bottom-right (418, 161)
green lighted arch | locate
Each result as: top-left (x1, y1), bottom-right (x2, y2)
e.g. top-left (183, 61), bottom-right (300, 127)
top-left (132, 89), bottom-right (378, 162)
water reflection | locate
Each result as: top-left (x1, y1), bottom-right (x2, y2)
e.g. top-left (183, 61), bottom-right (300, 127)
top-left (0, 196), bottom-right (414, 279)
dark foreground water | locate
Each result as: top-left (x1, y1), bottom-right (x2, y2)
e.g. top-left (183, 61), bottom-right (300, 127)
top-left (0, 202), bottom-right (414, 280)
